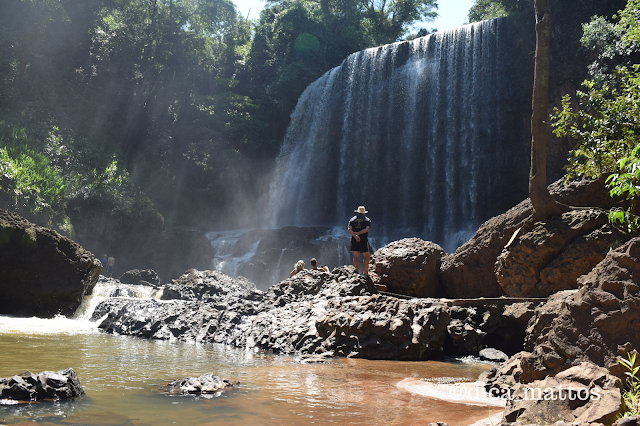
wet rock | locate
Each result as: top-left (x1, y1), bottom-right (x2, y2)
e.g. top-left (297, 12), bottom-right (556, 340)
top-left (164, 373), bottom-right (236, 395)
top-left (441, 177), bottom-right (619, 299)
top-left (119, 269), bottom-right (160, 286)
top-left (0, 209), bottom-right (101, 317)
top-left (97, 268), bottom-right (450, 360)
top-left (0, 368), bottom-right (84, 401)
top-left (479, 348), bottom-right (509, 363)
top-left (501, 362), bottom-right (622, 425)
top-left (229, 226), bottom-right (346, 290)
top-left (445, 319), bottom-right (485, 356)
top-left (371, 238), bottom-right (445, 297)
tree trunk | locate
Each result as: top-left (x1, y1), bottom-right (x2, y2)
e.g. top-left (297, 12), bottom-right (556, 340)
top-left (529, 0), bottom-right (562, 220)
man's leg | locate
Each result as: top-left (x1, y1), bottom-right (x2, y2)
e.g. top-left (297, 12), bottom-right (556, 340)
top-left (363, 252), bottom-right (370, 275)
top-left (352, 251), bottom-right (360, 273)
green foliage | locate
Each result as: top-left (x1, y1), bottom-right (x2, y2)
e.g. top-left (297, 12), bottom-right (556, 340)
top-left (580, 0), bottom-right (640, 86)
top-left (468, 0), bottom-right (529, 23)
top-left (0, 123), bottom-right (68, 225)
top-left (553, 0), bottom-right (640, 232)
top-left (618, 352), bottom-right (640, 417)
top-left (553, 66), bottom-right (640, 231)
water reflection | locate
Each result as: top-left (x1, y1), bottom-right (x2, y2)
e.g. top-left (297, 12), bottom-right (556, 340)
top-left (0, 322), bottom-right (498, 425)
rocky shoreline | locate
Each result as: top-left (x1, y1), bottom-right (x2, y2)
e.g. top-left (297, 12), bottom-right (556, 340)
top-left (1, 176), bottom-right (639, 425)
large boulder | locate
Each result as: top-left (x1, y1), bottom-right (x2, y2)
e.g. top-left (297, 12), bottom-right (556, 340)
top-left (0, 368), bottom-right (84, 400)
top-left (371, 238), bottom-right (445, 297)
top-left (0, 209), bottom-right (102, 317)
top-left (441, 177), bottom-right (621, 299)
top-left (495, 209), bottom-right (611, 297)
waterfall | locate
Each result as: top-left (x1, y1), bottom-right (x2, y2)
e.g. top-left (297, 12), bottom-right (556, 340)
top-left (264, 18), bottom-right (530, 253)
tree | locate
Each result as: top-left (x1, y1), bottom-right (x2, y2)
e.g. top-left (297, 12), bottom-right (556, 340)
top-left (529, 0), bottom-right (562, 220)
top-left (467, 0), bottom-right (528, 23)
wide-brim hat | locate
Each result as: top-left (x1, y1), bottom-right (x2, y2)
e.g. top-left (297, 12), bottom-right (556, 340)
top-left (354, 206), bottom-right (368, 214)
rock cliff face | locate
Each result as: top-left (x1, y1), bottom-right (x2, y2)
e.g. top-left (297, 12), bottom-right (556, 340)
top-left (484, 237), bottom-right (640, 396)
top-left (440, 177), bottom-right (629, 299)
top-left (0, 209), bottom-right (101, 317)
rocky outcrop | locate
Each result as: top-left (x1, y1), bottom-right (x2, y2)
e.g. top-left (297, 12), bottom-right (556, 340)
top-left (370, 238), bottom-right (445, 297)
top-left (97, 267), bottom-right (451, 360)
top-left (163, 374), bottom-right (237, 395)
top-left (501, 362), bottom-right (622, 425)
top-left (160, 269), bottom-right (258, 301)
top-left (495, 209), bottom-right (612, 297)
top-left (0, 209), bottom-right (102, 317)
top-left (441, 177), bottom-right (628, 299)
top-left (485, 237), bottom-right (640, 396)
top-left (0, 368), bottom-right (84, 401)
top-left (119, 269), bottom-right (160, 286)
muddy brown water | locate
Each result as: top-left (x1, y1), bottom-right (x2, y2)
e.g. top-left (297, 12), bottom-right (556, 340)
top-left (0, 311), bottom-right (498, 425)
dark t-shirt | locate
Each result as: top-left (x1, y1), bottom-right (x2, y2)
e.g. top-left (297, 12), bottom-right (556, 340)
top-left (349, 215), bottom-right (371, 240)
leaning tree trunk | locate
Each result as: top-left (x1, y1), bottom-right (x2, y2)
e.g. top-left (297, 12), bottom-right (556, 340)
top-left (529, 0), bottom-right (562, 220)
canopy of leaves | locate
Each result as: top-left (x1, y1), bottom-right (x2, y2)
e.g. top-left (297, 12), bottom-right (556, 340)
top-left (467, 0), bottom-right (529, 23)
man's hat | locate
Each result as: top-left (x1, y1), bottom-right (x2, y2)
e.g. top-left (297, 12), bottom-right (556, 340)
top-left (355, 206), bottom-right (368, 214)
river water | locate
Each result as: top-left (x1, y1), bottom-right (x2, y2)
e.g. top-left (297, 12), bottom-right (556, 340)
top-left (0, 283), bottom-right (499, 426)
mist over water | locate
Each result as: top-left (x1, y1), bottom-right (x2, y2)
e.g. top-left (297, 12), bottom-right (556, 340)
top-left (265, 19), bottom-right (529, 253)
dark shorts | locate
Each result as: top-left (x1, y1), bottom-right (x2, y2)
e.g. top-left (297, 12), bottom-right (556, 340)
top-left (351, 237), bottom-right (369, 253)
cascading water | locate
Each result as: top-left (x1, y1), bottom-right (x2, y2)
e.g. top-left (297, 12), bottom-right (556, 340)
top-left (265, 18), bottom-right (530, 253)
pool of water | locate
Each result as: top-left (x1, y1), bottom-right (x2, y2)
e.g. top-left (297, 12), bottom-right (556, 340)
top-left (0, 297), bottom-right (498, 425)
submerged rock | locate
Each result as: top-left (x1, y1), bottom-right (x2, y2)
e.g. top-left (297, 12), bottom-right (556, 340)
top-left (164, 373), bottom-right (236, 395)
top-left (0, 368), bottom-right (84, 401)
top-left (0, 209), bottom-right (101, 317)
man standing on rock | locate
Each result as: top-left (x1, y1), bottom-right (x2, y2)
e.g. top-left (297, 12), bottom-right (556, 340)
top-left (348, 206), bottom-right (371, 275)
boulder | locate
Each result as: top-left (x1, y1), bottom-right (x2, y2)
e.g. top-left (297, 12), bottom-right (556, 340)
top-left (97, 267), bottom-right (451, 360)
top-left (441, 177), bottom-right (620, 299)
top-left (501, 362), bottom-right (622, 425)
top-left (495, 209), bottom-right (609, 297)
top-left (119, 269), bottom-right (160, 286)
top-left (164, 373), bottom-right (236, 395)
top-left (479, 348), bottom-right (510, 363)
top-left (0, 368), bottom-right (84, 400)
top-left (371, 238), bottom-right (445, 297)
top-left (0, 209), bottom-right (102, 317)
top-left (161, 269), bottom-right (259, 302)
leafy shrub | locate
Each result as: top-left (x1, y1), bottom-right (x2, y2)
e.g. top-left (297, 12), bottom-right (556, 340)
top-left (0, 123), bottom-right (68, 225)
top-left (618, 352), bottom-right (640, 417)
